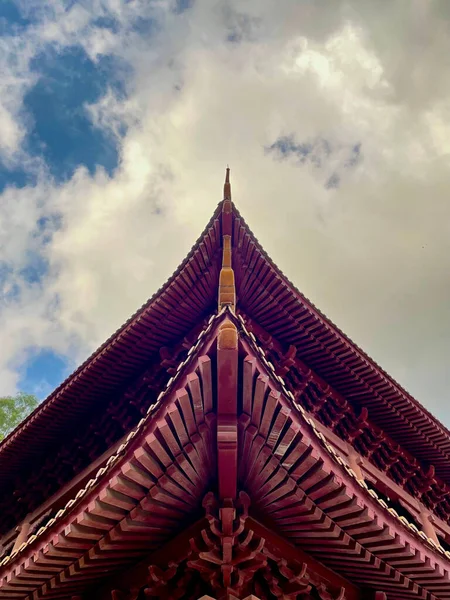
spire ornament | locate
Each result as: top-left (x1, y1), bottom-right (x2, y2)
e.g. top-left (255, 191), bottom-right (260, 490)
top-left (219, 167), bottom-right (235, 311)
top-left (224, 166), bottom-right (231, 200)
top-left (217, 168), bottom-right (238, 500)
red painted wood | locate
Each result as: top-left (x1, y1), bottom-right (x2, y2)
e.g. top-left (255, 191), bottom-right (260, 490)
top-left (3, 223), bottom-right (450, 600)
top-left (217, 320), bottom-right (238, 500)
top-left (198, 356), bottom-right (213, 414)
top-left (5, 174), bottom-right (450, 588)
top-left (242, 356), bottom-right (256, 416)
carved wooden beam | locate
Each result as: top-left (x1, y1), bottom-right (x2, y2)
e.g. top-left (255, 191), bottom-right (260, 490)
top-left (95, 489), bottom-right (359, 600)
top-left (140, 493), bottom-right (355, 600)
top-left (217, 319), bottom-right (238, 500)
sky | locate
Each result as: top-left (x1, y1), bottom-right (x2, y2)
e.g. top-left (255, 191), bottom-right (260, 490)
top-left (1, 1), bottom-right (450, 423)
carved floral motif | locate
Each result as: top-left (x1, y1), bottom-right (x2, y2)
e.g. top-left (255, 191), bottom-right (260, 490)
top-left (135, 493), bottom-right (346, 600)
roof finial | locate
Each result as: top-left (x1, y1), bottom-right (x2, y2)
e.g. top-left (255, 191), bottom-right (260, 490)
top-left (222, 166), bottom-right (232, 236)
top-left (224, 166), bottom-right (231, 200)
top-left (219, 167), bottom-right (235, 311)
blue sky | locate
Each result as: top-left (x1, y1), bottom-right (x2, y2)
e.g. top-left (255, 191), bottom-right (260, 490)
top-left (2, 0), bottom-right (450, 426)
top-left (17, 40), bottom-right (128, 396)
top-left (0, 1), bottom-right (136, 397)
top-left (24, 47), bottom-right (125, 181)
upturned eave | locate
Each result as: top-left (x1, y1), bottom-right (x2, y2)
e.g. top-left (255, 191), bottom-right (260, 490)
top-left (1, 309), bottom-right (450, 600)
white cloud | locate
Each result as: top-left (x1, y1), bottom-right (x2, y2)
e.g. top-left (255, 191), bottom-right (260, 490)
top-left (2, 0), bottom-right (450, 423)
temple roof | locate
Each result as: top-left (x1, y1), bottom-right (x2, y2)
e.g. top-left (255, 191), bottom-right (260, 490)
top-left (3, 171), bottom-right (450, 599)
top-left (1, 308), bottom-right (450, 600)
top-left (2, 169), bottom-right (450, 485)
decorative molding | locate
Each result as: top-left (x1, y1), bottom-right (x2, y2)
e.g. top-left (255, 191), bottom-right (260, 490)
top-left (141, 492), bottom-right (347, 600)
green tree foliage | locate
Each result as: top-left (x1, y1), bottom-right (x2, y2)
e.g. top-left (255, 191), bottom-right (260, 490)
top-left (0, 392), bottom-right (39, 441)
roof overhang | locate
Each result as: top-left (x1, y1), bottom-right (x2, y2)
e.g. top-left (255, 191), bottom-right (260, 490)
top-left (3, 171), bottom-right (450, 554)
top-left (1, 309), bottom-right (449, 600)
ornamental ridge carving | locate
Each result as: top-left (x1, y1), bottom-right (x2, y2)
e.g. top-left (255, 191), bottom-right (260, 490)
top-left (123, 492), bottom-right (348, 600)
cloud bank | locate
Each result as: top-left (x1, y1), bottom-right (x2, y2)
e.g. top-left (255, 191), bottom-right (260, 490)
top-left (1, 0), bottom-right (450, 422)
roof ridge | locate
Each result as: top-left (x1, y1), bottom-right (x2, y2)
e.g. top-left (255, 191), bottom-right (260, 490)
top-left (0, 202), bottom-right (224, 458)
top-left (229, 201), bottom-right (450, 458)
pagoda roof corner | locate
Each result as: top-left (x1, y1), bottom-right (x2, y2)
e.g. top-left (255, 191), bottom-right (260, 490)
top-left (3, 306), bottom-right (450, 600)
top-left (3, 172), bottom-right (450, 494)
top-left (0, 201), bottom-right (227, 483)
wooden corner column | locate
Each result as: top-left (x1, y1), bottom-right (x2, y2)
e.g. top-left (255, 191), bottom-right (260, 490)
top-left (217, 319), bottom-right (238, 500)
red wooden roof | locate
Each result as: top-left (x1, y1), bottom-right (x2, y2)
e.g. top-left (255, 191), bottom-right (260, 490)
top-left (230, 206), bottom-right (450, 479)
top-left (0, 309), bottom-right (449, 600)
top-left (0, 204), bottom-right (223, 483)
top-left (2, 173), bottom-right (450, 487)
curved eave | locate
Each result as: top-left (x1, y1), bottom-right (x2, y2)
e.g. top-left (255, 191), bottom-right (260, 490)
top-left (3, 181), bottom-right (450, 497)
top-left (0, 204), bottom-right (224, 483)
top-left (0, 311), bottom-right (224, 599)
top-left (237, 318), bottom-right (450, 599)
top-left (2, 311), bottom-right (450, 600)
top-left (231, 204), bottom-right (450, 479)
